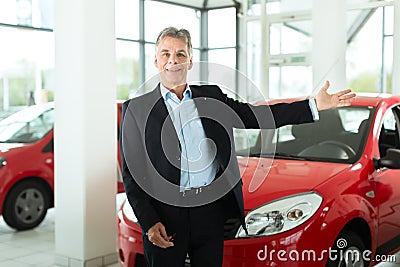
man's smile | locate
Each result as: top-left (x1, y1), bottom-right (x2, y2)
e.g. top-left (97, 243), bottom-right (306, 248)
top-left (165, 65), bottom-right (183, 72)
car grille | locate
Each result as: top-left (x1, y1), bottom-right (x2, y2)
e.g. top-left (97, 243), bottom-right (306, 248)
top-left (224, 218), bottom-right (241, 240)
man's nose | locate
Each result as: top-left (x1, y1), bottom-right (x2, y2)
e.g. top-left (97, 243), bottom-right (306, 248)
top-left (168, 53), bottom-right (177, 64)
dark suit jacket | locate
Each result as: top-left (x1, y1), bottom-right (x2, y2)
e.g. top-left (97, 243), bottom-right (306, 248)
top-left (120, 84), bottom-right (314, 234)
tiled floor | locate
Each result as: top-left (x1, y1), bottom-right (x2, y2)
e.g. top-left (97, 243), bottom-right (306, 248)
top-left (0, 208), bottom-right (120, 267)
top-left (1, 205), bottom-right (399, 267)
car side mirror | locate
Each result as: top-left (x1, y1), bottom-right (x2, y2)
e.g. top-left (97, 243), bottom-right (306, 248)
top-left (374, 148), bottom-right (400, 170)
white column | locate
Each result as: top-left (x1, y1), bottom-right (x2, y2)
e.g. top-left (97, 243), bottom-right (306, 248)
top-left (393, 0), bottom-right (400, 95)
top-left (312, 0), bottom-right (347, 93)
top-left (54, 1), bottom-right (117, 266)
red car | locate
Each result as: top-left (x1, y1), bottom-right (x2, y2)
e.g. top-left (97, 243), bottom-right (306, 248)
top-left (118, 94), bottom-right (400, 267)
top-left (0, 102), bottom-right (124, 230)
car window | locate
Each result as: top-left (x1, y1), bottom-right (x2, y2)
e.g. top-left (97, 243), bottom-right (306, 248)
top-left (379, 106), bottom-right (400, 157)
top-left (235, 106), bottom-right (373, 163)
top-left (0, 106), bottom-right (54, 143)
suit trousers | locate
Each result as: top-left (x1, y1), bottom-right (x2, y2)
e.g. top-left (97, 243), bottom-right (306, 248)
top-left (142, 198), bottom-right (226, 267)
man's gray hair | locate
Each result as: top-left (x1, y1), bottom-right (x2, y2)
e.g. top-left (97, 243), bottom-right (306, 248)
top-left (155, 27), bottom-right (193, 56)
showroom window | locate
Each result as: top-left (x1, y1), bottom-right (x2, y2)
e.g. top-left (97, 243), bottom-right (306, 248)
top-left (115, 0), bottom-right (139, 40)
top-left (1, 0), bottom-right (238, 109)
top-left (0, 0), bottom-right (53, 29)
top-left (208, 7), bottom-right (237, 70)
top-left (0, 0), bottom-right (142, 105)
top-left (0, 25), bottom-right (54, 110)
top-left (0, 0), bottom-right (54, 111)
top-left (144, 1), bottom-right (200, 47)
top-left (243, 0), bottom-right (314, 99)
top-left (243, 0), bottom-right (396, 98)
top-left (116, 41), bottom-right (140, 100)
top-left (268, 19), bottom-right (312, 98)
top-left (346, 5), bottom-right (394, 93)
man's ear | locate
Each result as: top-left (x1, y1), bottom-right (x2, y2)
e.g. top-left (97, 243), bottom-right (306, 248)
top-left (154, 56), bottom-right (158, 68)
top-left (188, 58), bottom-right (193, 70)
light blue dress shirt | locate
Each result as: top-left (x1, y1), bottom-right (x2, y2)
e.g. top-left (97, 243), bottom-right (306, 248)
top-left (160, 84), bottom-right (219, 191)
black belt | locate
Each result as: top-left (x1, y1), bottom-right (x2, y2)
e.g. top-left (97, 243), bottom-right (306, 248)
top-left (181, 185), bottom-right (210, 197)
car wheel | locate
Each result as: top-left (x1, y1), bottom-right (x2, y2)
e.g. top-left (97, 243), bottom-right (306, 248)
top-left (2, 180), bottom-right (49, 230)
top-left (326, 230), bottom-right (369, 267)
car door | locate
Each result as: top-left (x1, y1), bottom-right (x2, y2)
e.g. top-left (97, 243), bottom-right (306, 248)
top-left (373, 105), bottom-right (400, 255)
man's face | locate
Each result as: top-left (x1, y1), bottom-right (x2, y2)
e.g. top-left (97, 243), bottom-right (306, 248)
top-left (154, 36), bottom-right (193, 89)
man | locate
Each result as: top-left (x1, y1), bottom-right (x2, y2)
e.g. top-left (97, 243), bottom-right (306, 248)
top-left (121, 27), bottom-right (355, 267)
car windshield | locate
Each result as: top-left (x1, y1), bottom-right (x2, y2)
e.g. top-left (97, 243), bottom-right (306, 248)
top-left (0, 104), bottom-right (54, 143)
top-left (234, 106), bottom-right (373, 163)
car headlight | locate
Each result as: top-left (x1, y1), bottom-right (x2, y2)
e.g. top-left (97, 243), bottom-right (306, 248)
top-left (236, 192), bottom-right (323, 238)
top-left (122, 200), bottom-right (138, 223)
top-left (0, 157), bottom-right (7, 168)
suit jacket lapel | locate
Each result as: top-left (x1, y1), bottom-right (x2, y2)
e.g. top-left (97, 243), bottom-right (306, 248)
top-left (145, 85), bottom-right (181, 185)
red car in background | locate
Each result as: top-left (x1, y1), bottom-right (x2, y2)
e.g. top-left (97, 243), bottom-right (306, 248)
top-left (0, 102), bottom-right (124, 230)
top-left (118, 94), bottom-right (400, 267)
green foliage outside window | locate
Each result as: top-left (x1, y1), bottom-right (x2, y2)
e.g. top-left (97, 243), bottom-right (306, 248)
top-left (349, 71), bottom-right (392, 94)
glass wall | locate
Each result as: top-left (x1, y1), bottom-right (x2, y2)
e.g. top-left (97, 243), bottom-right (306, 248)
top-left (346, 5), bottom-right (394, 93)
top-left (207, 7), bottom-right (238, 73)
top-left (0, 0), bottom-right (238, 111)
top-left (115, 0), bottom-right (139, 40)
top-left (244, 0), bottom-right (395, 97)
top-left (116, 41), bottom-right (139, 99)
top-left (0, 0), bottom-right (53, 28)
top-left (268, 20), bottom-right (312, 98)
top-left (0, 27), bottom-right (54, 110)
top-left (144, 1), bottom-right (200, 47)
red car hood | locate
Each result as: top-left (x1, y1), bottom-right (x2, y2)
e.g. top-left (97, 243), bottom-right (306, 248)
top-left (238, 157), bottom-right (350, 211)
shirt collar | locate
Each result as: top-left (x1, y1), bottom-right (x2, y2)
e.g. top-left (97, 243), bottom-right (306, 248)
top-left (160, 83), bottom-right (192, 101)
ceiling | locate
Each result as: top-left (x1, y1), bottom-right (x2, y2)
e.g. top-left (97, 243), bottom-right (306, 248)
top-left (154, 0), bottom-right (241, 10)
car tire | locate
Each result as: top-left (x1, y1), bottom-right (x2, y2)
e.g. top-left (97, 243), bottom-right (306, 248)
top-left (2, 180), bottom-right (49, 231)
top-left (326, 230), bottom-right (369, 267)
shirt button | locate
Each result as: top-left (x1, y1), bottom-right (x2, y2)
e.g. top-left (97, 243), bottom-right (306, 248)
top-left (177, 156), bottom-right (181, 160)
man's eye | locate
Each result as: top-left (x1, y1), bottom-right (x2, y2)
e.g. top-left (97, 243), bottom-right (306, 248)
top-left (162, 53), bottom-right (170, 57)
top-left (178, 53), bottom-right (186, 57)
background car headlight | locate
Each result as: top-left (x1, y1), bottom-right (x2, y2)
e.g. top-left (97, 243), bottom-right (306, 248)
top-left (0, 157), bottom-right (7, 168)
top-left (236, 192), bottom-right (323, 238)
top-left (122, 200), bottom-right (138, 223)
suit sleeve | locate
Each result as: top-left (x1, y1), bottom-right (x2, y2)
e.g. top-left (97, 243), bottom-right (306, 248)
top-left (217, 89), bottom-right (314, 129)
top-left (120, 101), bottom-right (160, 233)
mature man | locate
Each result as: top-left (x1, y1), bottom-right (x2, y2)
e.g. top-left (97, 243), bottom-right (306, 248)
top-left (121, 27), bottom-right (355, 267)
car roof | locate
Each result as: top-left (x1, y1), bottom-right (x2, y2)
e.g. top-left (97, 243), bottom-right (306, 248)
top-left (265, 93), bottom-right (400, 108)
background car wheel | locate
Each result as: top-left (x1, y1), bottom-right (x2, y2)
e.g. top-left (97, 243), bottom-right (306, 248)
top-left (2, 180), bottom-right (49, 230)
top-left (326, 230), bottom-right (368, 267)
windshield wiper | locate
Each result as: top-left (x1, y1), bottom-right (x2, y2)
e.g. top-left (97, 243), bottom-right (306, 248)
top-left (247, 152), bottom-right (310, 160)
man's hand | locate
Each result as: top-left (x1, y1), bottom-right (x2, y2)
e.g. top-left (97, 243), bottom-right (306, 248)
top-left (146, 222), bottom-right (174, 248)
top-left (315, 80), bottom-right (356, 111)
